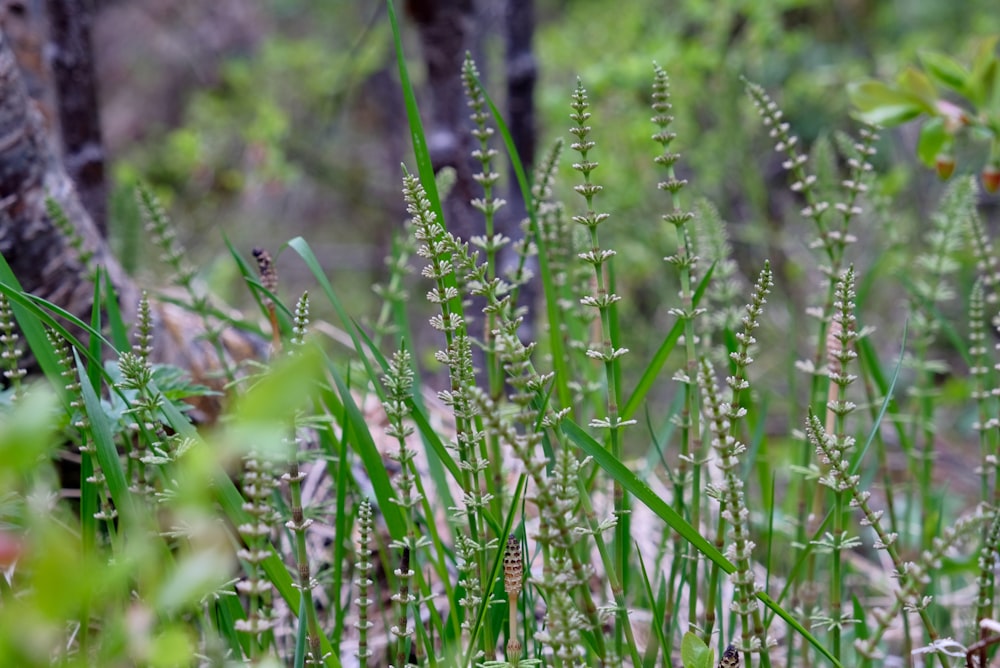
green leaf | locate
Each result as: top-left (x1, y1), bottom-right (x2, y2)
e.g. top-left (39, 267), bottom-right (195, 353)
top-left (853, 103), bottom-right (925, 127)
top-left (848, 79), bottom-right (923, 110)
top-left (681, 631), bottom-right (712, 668)
top-left (972, 57), bottom-right (999, 110)
top-left (916, 117), bottom-right (949, 166)
top-left (897, 66), bottom-right (939, 104)
top-left (156, 549), bottom-right (233, 614)
top-left (969, 38), bottom-right (1000, 108)
top-left (75, 351), bottom-right (134, 521)
top-left (847, 80), bottom-right (926, 126)
top-left (0, 385), bottom-right (60, 476)
top-left (227, 341), bottom-right (326, 459)
top-left (918, 50), bottom-right (971, 97)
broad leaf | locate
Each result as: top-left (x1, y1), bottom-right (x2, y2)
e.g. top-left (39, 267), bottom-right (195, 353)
top-left (681, 631), bottom-right (713, 668)
top-left (918, 50), bottom-right (971, 97)
top-left (847, 80), bottom-right (926, 126)
top-left (897, 66), bottom-right (939, 105)
top-left (916, 117), bottom-right (948, 166)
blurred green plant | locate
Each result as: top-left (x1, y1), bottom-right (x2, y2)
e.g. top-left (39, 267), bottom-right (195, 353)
top-left (850, 36), bottom-right (1000, 190)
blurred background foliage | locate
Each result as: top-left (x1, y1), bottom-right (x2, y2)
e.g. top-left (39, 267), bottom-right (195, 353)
top-left (97, 0), bottom-right (1000, 396)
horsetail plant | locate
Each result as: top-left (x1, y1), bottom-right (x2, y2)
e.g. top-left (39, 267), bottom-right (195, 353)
top-left (405, 168), bottom-right (499, 656)
top-left (462, 53), bottom-right (508, 395)
top-left (504, 535), bottom-right (524, 664)
top-left (568, 79), bottom-right (634, 650)
top-left (47, 326), bottom-right (118, 531)
top-left (699, 356), bottom-right (772, 667)
top-left (0, 293), bottom-right (24, 401)
top-left (967, 200), bottom-right (1000, 307)
top-left (703, 261), bottom-right (773, 646)
top-left (812, 267), bottom-right (861, 660)
top-left (116, 292), bottom-right (167, 500)
top-left (968, 281), bottom-right (995, 505)
top-left (804, 402), bottom-right (987, 667)
top-left (283, 424), bottom-right (325, 664)
top-left (692, 199), bottom-right (744, 349)
top-left (904, 177), bottom-right (974, 545)
top-left (47, 196), bottom-right (97, 282)
top-left (533, 139), bottom-right (597, 405)
top-left (234, 452), bottom-right (280, 656)
top-left (747, 82), bottom-right (876, 665)
top-left (975, 511), bottom-right (1000, 664)
top-left (379, 347), bottom-right (426, 665)
top-left (653, 62), bottom-right (705, 631)
top-left (137, 183), bottom-right (236, 383)
top-left (283, 322), bottom-right (328, 667)
top-left (391, 544), bottom-right (416, 668)
top-left (467, 386), bottom-right (606, 660)
top-left (354, 498), bottom-right (375, 667)
top-left (253, 246), bottom-right (282, 353)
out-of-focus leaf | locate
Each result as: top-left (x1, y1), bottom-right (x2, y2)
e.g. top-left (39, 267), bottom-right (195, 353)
top-left (916, 117), bottom-right (948, 166)
top-left (0, 385), bottom-right (59, 477)
top-left (897, 66), bottom-right (939, 105)
top-left (918, 50), bottom-right (971, 97)
top-left (852, 103), bottom-right (925, 127)
top-left (849, 79), bottom-right (924, 110)
top-left (157, 549), bottom-right (234, 614)
top-left (969, 38), bottom-right (999, 108)
top-left (226, 341), bottom-right (326, 460)
top-left (847, 80), bottom-right (926, 126)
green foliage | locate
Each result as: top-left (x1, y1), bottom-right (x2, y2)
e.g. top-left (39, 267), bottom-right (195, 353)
top-left (681, 631), bottom-right (715, 668)
top-left (850, 36), bottom-right (1000, 188)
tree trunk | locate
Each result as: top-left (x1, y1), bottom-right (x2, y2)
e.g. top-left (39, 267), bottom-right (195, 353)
top-left (45, 0), bottom-right (108, 237)
top-left (503, 0), bottom-right (538, 336)
top-left (0, 23), bottom-right (134, 331)
top-left (505, 0), bottom-right (537, 177)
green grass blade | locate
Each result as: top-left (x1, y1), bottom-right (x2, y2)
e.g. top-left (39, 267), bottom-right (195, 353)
top-left (74, 351), bottom-right (133, 520)
top-left (564, 419), bottom-right (729, 566)
top-left (213, 595), bottom-right (250, 658)
top-left (0, 284), bottom-right (112, 368)
top-left (386, 0), bottom-right (442, 218)
top-left (287, 237), bottom-right (385, 382)
top-left (88, 269), bottom-right (105, 394)
top-left (223, 235), bottom-right (293, 334)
